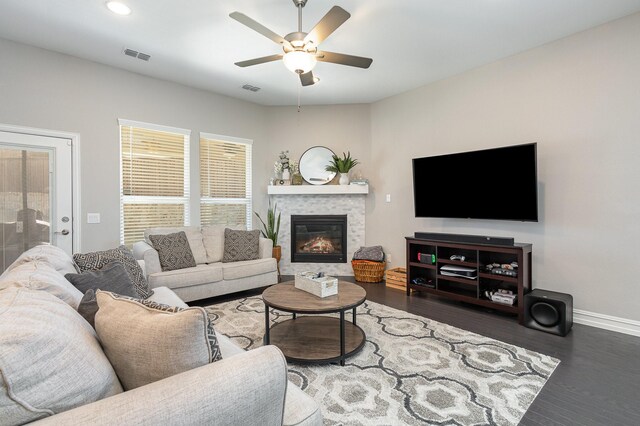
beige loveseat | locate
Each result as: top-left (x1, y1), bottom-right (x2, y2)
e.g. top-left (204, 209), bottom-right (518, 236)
top-left (133, 225), bottom-right (278, 302)
top-left (0, 244), bottom-right (321, 426)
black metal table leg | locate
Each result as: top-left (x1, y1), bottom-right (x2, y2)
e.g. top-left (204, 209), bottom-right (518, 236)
top-left (352, 307), bottom-right (357, 325)
top-left (293, 312), bottom-right (297, 319)
top-left (340, 311), bottom-right (345, 366)
top-left (264, 305), bottom-right (270, 345)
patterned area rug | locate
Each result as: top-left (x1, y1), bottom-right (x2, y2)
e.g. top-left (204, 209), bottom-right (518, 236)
top-left (205, 296), bottom-right (559, 425)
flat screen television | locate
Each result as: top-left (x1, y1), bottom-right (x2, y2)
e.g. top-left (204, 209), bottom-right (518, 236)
top-left (412, 143), bottom-right (538, 221)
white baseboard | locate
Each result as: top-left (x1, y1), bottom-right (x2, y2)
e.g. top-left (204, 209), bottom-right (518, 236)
top-left (574, 309), bottom-right (640, 337)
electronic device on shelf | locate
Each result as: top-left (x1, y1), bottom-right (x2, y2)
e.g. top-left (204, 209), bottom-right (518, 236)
top-left (491, 268), bottom-right (518, 277)
top-left (418, 252), bottom-right (435, 264)
top-left (412, 143), bottom-right (538, 221)
top-left (439, 265), bottom-right (477, 279)
top-left (411, 277), bottom-right (435, 288)
top-left (449, 254), bottom-right (466, 261)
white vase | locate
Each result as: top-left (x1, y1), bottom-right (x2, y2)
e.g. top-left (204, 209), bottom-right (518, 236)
top-left (339, 173), bottom-right (350, 185)
top-left (282, 169), bottom-right (290, 180)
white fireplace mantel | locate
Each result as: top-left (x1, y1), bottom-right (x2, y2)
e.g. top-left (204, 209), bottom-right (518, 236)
top-left (267, 184), bottom-right (369, 195)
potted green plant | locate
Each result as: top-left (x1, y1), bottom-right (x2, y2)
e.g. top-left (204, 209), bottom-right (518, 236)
top-left (325, 151), bottom-right (359, 185)
top-left (255, 200), bottom-right (282, 280)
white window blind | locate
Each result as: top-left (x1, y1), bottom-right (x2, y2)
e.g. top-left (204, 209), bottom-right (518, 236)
top-left (119, 120), bottom-right (190, 246)
top-left (200, 133), bottom-right (252, 229)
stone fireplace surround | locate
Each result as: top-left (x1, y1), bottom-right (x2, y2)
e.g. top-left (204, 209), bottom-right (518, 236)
top-left (270, 188), bottom-right (367, 276)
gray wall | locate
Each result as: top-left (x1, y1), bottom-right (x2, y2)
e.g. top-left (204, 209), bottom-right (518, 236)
top-left (0, 38), bottom-right (267, 252)
top-left (367, 12), bottom-right (640, 321)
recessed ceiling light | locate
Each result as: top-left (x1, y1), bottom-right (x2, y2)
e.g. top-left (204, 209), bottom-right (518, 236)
top-left (106, 1), bottom-right (131, 16)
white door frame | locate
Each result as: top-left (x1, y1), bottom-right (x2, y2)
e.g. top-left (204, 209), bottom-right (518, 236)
top-left (0, 123), bottom-right (82, 252)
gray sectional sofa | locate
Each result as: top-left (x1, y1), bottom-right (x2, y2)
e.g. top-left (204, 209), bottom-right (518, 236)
top-left (0, 244), bottom-right (321, 425)
top-left (133, 225), bottom-right (278, 302)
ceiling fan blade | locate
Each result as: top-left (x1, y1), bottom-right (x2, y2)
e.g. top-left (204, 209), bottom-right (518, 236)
top-left (299, 71), bottom-right (315, 86)
top-left (303, 6), bottom-right (350, 46)
top-left (235, 54), bottom-right (283, 68)
top-left (229, 12), bottom-right (290, 47)
top-left (316, 51), bottom-right (373, 69)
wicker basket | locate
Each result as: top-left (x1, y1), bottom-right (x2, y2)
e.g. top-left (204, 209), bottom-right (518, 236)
top-left (351, 260), bottom-right (386, 283)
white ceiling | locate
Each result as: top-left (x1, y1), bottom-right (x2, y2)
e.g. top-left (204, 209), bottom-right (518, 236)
top-left (2, 0), bottom-right (640, 106)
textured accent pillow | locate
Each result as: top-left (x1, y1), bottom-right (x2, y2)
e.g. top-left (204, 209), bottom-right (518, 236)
top-left (202, 224), bottom-right (245, 263)
top-left (353, 245), bottom-right (385, 262)
top-left (144, 226), bottom-right (207, 265)
top-left (0, 287), bottom-right (122, 424)
top-left (65, 261), bottom-right (139, 296)
top-left (148, 231), bottom-right (197, 272)
top-left (73, 246), bottom-right (153, 298)
top-left (66, 261), bottom-right (140, 327)
top-left (222, 229), bottom-right (260, 263)
top-left (0, 261), bottom-right (83, 308)
top-left (95, 291), bottom-right (222, 390)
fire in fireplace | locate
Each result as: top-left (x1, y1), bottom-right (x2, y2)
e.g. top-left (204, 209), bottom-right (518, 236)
top-left (291, 215), bottom-right (347, 263)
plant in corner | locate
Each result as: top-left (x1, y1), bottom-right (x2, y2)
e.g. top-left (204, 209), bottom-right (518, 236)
top-left (255, 200), bottom-right (282, 280)
top-left (325, 151), bottom-right (360, 185)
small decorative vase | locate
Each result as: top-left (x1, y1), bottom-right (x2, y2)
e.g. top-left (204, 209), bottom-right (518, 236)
top-left (291, 173), bottom-right (303, 185)
top-left (272, 245), bottom-right (282, 282)
top-left (339, 173), bottom-right (350, 185)
top-left (282, 169), bottom-right (290, 180)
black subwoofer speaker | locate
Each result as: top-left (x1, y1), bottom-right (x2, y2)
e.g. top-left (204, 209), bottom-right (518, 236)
top-left (524, 289), bottom-right (573, 336)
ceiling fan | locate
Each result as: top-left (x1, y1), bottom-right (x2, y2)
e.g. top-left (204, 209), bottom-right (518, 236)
top-left (230, 0), bottom-right (373, 87)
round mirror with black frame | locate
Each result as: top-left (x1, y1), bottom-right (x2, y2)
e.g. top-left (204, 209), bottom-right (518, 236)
top-left (299, 146), bottom-right (336, 185)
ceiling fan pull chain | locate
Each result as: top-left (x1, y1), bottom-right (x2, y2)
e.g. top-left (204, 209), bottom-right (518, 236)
top-left (297, 84), bottom-right (302, 112)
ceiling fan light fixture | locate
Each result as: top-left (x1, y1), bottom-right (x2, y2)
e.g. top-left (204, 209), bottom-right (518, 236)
top-left (106, 1), bottom-right (131, 16)
top-left (283, 51), bottom-right (317, 74)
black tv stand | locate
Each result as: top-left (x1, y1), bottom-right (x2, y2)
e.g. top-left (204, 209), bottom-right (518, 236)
top-left (414, 232), bottom-right (514, 247)
top-left (406, 236), bottom-right (531, 323)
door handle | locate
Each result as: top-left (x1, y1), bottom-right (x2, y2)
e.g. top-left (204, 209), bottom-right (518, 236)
top-left (55, 229), bottom-right (70, 236)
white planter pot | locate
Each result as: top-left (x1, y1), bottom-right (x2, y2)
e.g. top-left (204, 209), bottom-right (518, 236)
top-left (339, 173), bottom-right (350, 185)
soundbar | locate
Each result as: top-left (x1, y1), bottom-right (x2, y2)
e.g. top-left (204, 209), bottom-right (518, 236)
top-left (414, 232), bottom-right (514, 246)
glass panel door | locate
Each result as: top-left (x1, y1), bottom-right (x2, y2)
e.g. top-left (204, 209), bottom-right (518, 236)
top-left (0, 146), bottom-right (52, 271)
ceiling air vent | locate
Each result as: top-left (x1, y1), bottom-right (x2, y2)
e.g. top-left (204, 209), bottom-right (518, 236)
top-left (123, 48), bottom-right (151, 61)
top-left (242, 84), bottom-right (261, 92)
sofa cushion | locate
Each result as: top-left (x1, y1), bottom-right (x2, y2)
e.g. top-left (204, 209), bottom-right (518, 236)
top-left (95, 291), bottom-right (222, 390)
top-left (0, 244), bottom-right (78, 278)
top-left (202, 224), bottom-right (245, 263)
top-left (148, 231), bottom-right (197, 271)
top-left (222, 229), bottom-right (260, 263)
top-left (144, 226), bottom-right (207, 265)
top-left (0, 287), bottom-right (122, 424)
top-left (146, 286), bottom-right (189, 308)
top-left (0, 261), bottom-right (83, 308)
top-left (222, 258), bottom-right (277, 280)
top-left (73, 245), bottom-right (153, 298)
top-left (148, 264), bottom-right (223, 290)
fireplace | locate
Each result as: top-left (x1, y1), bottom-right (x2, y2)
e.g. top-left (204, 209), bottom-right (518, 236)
top-left (291, 215), bottom-right (347, 263)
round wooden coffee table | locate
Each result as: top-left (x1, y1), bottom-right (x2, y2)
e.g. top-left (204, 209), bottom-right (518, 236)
top-left (262, 281), bottom-right (366, 366)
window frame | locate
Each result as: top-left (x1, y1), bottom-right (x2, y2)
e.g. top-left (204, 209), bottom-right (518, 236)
top-left (118, 119), bottom-right (191, 245)
top-left (199, 132), bottom-right (252, 229)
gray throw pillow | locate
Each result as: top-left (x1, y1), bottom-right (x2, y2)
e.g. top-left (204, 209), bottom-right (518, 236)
top-left (73, 245), bottom-right (153, 298)
top-left (67, 261), bottom-right (140, 327)
top-left (222, 229), bottom-right (260, 263)
top-left (148, 231), bottom-right (197, 272)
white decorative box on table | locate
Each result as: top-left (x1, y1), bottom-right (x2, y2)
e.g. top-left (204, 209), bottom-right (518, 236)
top-left (295, 272), bottom-right (338, 298)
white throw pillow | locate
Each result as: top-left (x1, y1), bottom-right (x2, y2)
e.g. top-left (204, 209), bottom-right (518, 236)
top-left (0, 244), bottom-right (78, 278)
top-left (95, 291), bottom-right (222, 390)
top-left (144, 226), bottom-right (207, 265)
top-left (0, 287), bottom-right (123, 424)
top-left (0, 260), bottom-right (83, 308)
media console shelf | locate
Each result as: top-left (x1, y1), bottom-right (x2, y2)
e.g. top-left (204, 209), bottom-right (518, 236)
top-left (405, 237), bottom-right (532, 324)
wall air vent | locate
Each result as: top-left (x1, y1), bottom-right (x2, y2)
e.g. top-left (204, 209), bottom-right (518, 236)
top-left (123, 48), bottom-right (151, 61)
top-left (242, 84), bottom-right (261, 92)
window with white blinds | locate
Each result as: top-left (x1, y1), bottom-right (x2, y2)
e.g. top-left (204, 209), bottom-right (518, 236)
top-left (119, 120), bottom-right (190, 246)
top-left (200, 133), bottom-right (252, 229)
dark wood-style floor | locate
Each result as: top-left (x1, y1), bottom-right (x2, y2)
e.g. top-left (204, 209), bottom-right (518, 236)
top-left (193, 277), bottom-right (640, 426)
